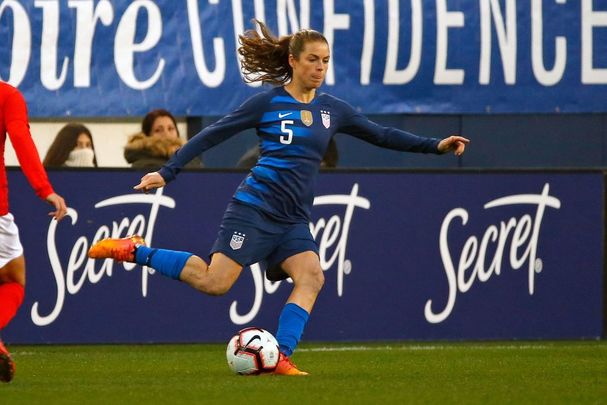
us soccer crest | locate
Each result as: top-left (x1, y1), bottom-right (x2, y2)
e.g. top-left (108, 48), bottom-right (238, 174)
top-left (300, 110), bottom-right (313, 126)
top-left (230, 232), bottom-right (245, 250)
top-left (321, 110), bottom-right (331, 128)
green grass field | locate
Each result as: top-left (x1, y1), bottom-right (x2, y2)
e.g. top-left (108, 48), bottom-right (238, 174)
top-left (1, 341), bottom-right (605, 404)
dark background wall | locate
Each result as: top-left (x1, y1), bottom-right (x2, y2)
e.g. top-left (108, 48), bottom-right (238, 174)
top-left (189, 114), bottom-right (607, 168)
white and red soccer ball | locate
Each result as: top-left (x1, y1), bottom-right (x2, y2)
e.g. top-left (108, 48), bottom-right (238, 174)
top-left (226, 327), bottom-right (280, 375)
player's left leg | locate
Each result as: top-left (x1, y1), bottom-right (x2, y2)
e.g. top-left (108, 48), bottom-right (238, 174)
top-left (0, 256), bottom-right (26, 383)
top-left (273, 251), bottom-right (324, 376)
top-left (280, 251), bottom-right (324, 314)
top-left (0, 257), bottom-right (26, 329)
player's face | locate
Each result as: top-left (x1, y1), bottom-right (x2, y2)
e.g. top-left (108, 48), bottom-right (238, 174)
top-left (291, 41), bottom-right (330, 90)
top-left (151, 116), bottom-right (178, 139)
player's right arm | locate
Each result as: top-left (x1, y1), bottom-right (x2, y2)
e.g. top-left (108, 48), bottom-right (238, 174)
top-left (155, 92), bottom-right (268, 185)
top-left (133, 172), bottom-right (165, 193)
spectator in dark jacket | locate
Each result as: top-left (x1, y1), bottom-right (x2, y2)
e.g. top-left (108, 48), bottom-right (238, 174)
top-left (124, 109), bottom-right (201, 169)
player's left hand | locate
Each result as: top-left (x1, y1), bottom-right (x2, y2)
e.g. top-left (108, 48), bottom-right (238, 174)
top-left (45, 192), bottom-right (68, 221)
top-left (438, 135), bottom-right (470, 156)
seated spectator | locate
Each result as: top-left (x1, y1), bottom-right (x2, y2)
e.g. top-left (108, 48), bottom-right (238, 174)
top-left (237, 137), bottom-right (339, 169)
top-left (124, 109), bottom-right (201, 169)
top-left (43, 123), bottom-right (97, 167)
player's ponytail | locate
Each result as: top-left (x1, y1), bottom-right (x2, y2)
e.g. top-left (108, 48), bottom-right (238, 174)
top-left (238, 19), bottom-right (327, 85)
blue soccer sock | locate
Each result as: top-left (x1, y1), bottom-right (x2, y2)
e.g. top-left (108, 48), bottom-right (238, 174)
top-left (135, 246), bottom-right (193, 280)
top-left (275, 303), bottom-right (310, 356)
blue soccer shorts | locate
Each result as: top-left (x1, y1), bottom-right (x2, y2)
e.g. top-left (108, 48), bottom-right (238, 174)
top-left (210, 201), bottom-right (319, 281)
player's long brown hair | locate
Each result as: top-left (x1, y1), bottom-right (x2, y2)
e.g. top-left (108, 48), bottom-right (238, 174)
top-left (238, 19), bottom-right (328, 85)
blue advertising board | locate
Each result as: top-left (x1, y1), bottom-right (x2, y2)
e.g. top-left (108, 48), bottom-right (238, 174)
top-left (1, 0), bottom-right (606, 115)
top-left (4, 169), bottom-right (604, 343)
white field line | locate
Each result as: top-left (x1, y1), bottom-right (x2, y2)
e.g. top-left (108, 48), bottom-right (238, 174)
top-left (295, 344), bottom-right (602, 352)
top-left (12, 343), bottom-right (604, 356)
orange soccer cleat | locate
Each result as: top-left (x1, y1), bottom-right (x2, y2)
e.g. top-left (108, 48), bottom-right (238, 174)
top-left (273, 353), bottom-right (309, 376)
top-left (87, 235), bottom-right (145, 263)
top-left (0, 340), bottom-right (15, 383)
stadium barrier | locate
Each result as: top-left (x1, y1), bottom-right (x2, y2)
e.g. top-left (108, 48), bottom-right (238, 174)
top-left (5, 169), bottom-right (604, 343)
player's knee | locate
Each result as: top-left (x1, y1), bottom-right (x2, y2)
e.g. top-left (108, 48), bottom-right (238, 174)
top-left (6, 272), bottom-right (25, 286)
top-left (305, 266), bottom-right (324, 294)
top-left (315, 269), bottom-right (325, 292)
top-left (205, 284), bottom-right (230, 296)
top-left (201, 276), bottom-right (234, 296)
top-left (0, 257), bottom-right (26, 286)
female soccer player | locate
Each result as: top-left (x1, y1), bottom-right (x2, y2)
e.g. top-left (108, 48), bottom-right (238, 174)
top-left (89, 21), bottom-right (469, 375)
top-left (0, 81), bottom-right (68, 382)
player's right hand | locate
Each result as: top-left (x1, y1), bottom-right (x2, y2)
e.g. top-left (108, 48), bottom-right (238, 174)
top-left (45, 193), bottom-right (67, 221)
top-left (134, 172), bottom-right (166, 193)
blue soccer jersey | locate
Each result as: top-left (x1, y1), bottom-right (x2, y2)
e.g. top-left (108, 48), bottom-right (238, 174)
top-left (158, 86), bottom-right (442, 223)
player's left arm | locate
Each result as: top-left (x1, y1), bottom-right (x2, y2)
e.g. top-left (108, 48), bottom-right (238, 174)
top-left (336, 99), bottom-right (469, 155)
top-left (5, 92), bottom-right (53, 197)
top-left (5, 90), bottom-right (68, 221)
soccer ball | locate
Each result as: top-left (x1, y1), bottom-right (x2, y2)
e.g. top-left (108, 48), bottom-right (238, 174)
top-left (226, 327), bottom-right (280, 375)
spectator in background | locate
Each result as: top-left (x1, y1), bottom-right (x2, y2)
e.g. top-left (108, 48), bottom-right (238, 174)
top-left (0, 81), bottom-right (67, 383)
top-left (124, 109), bottom-right (201, 169)
top-left (237, 137), bottom-right (339, 169)
top-left (43, 123), bottom-right (97, 168)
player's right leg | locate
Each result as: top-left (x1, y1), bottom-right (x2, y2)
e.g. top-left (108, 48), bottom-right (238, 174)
top-left (88, 237), bottom-right (243, 295)
top-left (0, 340), bottom-right (15, 383)
top-left (177, 252), bottom-right (243, 295)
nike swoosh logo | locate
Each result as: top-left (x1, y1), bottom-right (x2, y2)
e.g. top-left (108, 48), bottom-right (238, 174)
top-left (278, 112), bottom-right (293, 118)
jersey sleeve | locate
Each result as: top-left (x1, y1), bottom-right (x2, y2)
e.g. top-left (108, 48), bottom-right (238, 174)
top-left (158, 92), bottom-right (267, 183)
top-left (5, 90), bottom-right (55, 200)
top-left (336, 99), bottom-right (441, 154)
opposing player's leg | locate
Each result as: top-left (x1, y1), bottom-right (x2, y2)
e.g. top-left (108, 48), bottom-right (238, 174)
top-left (88, 236), bottom-right (243, 295)
top-left (273, 251), bottom-right (324, 376)
top-left (0, 258), bottom-right (26, 383)
top-left (0, 339), bottom-right (15, 383)
top-left (0, 214), bottom-right (26, 383)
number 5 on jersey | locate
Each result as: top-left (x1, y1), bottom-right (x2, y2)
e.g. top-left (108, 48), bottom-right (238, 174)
top-left (280, 120), bottom-right (294, 144)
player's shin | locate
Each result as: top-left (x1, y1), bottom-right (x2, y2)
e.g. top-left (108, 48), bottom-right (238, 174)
top-left (0, 283), bottom-right (24, 330)
top-left (275, 302), bottom-right (309, 356)
top-left (134, 246), bottom-right (193, 280)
